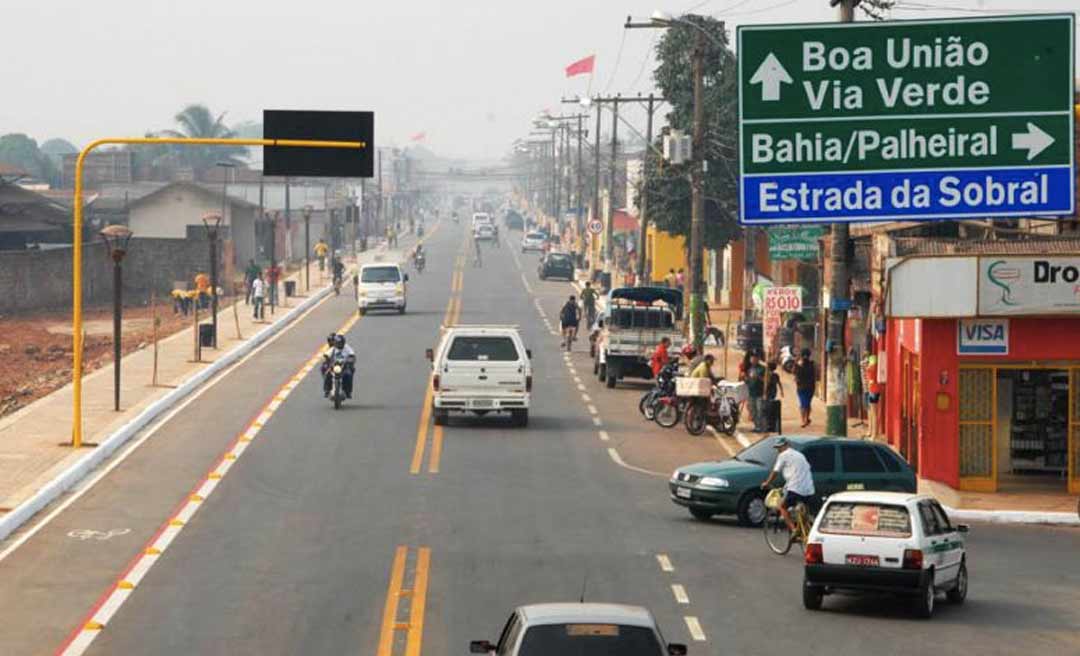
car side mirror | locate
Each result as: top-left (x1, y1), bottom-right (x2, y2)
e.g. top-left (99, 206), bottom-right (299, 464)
top-left (668, 644), bottom-right (688, 656)
top-left (470, 640), bottom-right (495, 653)
top-left (956, 524), bottom-right (969, 533)
top-left (526, 349), bottom-right (532, 359)
top-left (425, 348), bottom-right (434, 361)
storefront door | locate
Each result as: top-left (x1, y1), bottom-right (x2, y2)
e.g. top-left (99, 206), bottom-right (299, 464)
top-left (958, 367), bottom-right (996, 492)
top-left (900, 349), bottom-right (920, 472)
top-left (1071, 369), bottom-right (1080, 494)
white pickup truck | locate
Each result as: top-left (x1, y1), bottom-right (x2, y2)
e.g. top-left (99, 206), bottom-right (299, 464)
top-left (426, 325), bottom-right (532, 427)
top-left (592, 287), bottom-right (684, 389)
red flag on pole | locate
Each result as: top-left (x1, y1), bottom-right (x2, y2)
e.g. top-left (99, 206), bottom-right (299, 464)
top-left (565, 55), bottom-right (595, 78)
top-left (409, 132), bottom-right (426, 142)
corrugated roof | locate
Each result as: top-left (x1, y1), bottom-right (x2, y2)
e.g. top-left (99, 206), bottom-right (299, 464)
top-left (125, 181), bottom-right (258, 211)
top-left (893, 236), bottom-right (1080, 256)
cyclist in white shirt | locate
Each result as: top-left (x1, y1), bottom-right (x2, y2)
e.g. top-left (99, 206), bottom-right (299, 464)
top-left (760, 437), bottom-right (815, 533)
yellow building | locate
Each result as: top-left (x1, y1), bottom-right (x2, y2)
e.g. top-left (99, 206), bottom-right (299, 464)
top-left (646, 225), bottom-right (686, 284)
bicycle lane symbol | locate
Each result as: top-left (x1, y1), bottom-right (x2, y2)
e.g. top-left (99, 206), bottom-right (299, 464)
top-left (67, 528), bottom-right (131, 542)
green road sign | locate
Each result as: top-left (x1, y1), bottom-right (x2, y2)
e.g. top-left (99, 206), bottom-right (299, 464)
top-left (769, 226), bottom-right (825, 261)
top-left (738, 14), bottom-right (1075, 225)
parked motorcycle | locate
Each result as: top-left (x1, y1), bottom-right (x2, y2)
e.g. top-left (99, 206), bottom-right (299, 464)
top-left (684, 382), bottom-right (740, 436)
top-left (639, 361), bottom-right (680, 422)
top-left (779, 345), bottom-right (796, 374)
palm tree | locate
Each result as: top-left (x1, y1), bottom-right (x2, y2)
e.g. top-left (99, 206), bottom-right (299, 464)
top-left (156, 104), bottom-right (248, 172)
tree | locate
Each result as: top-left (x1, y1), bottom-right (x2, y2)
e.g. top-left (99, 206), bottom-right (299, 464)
top-left (0, 133), bottom-right (59, 184)
top-left (640, 15), bottom-right (741, 253)
top-left (155, 104), bottom-right (248, 171)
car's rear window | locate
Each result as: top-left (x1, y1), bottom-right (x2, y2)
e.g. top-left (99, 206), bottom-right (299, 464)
top-left (548, 253), bottom-right (572, 263)
top-left (447, 336), bottom-right (520, 361)
top-left (360, 266), bottom-right (400, 283)
top-left (518, 623), bottom-right (662, 656)
top-left (526, 232), bottom-right (545, 240)
top-left (819, 502), bottom-right (912, 538)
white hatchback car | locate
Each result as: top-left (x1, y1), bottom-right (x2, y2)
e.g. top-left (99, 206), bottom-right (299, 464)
top-left (521, 231), bottom-right (546, 253)
top-left (470, 603), bottom-right (687, 655)
top-left (803, 491), bottom-right (968, 618)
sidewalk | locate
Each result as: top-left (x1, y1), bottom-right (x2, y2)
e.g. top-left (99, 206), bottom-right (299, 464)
top-left (0, 236), bottom-right (415, 519)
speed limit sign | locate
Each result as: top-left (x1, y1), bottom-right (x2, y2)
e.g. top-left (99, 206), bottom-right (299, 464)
top-left (587, 219), bottom-right (603, 235)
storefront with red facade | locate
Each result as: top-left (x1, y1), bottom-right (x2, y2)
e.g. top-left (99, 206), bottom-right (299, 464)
top-left (885, 255), bottom-right (1080, 495)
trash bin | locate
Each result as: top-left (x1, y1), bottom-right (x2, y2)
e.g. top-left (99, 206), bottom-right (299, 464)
top-left (763, 399), bottom-right (782, 432)
top-left (284, 280), bottom-right (297, 297)
top-left (199, 323), bottom-right (215, 348)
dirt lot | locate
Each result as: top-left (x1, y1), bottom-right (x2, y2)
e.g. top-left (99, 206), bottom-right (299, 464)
top-left (0, 302), bottom-right (192, 418)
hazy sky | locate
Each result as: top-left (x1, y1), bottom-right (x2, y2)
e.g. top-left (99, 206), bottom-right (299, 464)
top-left (2, 0), bottom-right (1076, 160)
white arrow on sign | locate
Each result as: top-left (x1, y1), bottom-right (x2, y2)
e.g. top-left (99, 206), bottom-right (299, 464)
top-left (749, 52), bottom-right (793, 102)
top-left (1011, 122), bottom-right (1055, 161)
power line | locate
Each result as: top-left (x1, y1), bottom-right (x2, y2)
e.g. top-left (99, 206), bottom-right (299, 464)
top-left (603, 29), bottom-right (629, 93)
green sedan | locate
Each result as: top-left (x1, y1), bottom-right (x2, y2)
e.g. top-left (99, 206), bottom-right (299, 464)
top-left (669, 435), bottom-right (917, 526)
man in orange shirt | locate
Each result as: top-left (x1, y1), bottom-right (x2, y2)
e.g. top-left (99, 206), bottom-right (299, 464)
top-left (650, 337), bottom-right (672, 378)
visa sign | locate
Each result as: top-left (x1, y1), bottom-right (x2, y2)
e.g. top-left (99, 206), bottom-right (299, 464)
top-left (957, 319), bottom-right (1008, 355)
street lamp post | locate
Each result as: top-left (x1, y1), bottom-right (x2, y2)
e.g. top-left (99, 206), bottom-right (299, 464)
top-left (99, 225), bottom-right (133, 412)
top-left (202, 212), bottom-right (223, 348)
top-left (303, 205), bottom-right (313, 292)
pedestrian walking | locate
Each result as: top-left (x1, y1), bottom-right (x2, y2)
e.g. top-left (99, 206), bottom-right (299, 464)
top-left (676, 268), bottom-right (686, 288)
top-left (243, 259), bottom-right (260, 305)
top-left (793, 348), bottom-right (818, 428)
top-left (251, 275), bottom-right (266, 320)
top-left (745, 351), bottom-right (766, 432)
top-left (314, 239), bottom-right (329, 271)
top-left (664, 268), bottom-right (677, 288)
top-left (764, 361), bottom-right (784, 433)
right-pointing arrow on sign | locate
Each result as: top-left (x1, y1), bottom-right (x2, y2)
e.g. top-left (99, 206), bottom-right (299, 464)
top-left (1011, 122), bottom-right (1055, 161)
top-left (749, 52), bottom-right (793, 102)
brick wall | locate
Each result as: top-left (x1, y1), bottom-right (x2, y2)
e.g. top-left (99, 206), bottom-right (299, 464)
top-left (0, 237), bottom-right (222, 313)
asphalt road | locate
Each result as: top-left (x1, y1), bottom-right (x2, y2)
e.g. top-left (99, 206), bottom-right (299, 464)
top-left (0, 219), bottom-right (1078, 656)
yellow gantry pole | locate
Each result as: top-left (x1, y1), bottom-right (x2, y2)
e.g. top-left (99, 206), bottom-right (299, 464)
top-left (70, 136), bottom-right (366, 447)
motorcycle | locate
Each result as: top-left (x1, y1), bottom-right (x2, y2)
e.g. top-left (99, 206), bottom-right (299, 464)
top-left (684, 381), bottom-right (740, 436)
top-left (639, 361), bottom-right (680, 422)
top-left (323, 354), bottom-right (352, 410)
top-left (779, 345), bottom-right (796, 374)
top-left (415, 252), bottom-right (426, 273)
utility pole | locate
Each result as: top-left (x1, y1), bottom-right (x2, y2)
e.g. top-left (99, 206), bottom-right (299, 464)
top-left (552, 128), bottom-right (560, 224)
top-left (576, 113), bottom-right (584, 237)
top-left (688, 30), bottom-right (707, 347)
top-left (607, 94), bottom-right (620, 269)
top-left (636, 93), bottom-right (656, 281)
top-left (565, 94), bottom-right (659, 274)
top-left (826, 0), bottom-right (855, 436)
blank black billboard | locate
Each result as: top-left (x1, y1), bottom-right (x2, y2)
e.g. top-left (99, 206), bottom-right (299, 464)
top-left (263, 110), bottom-right (374, 178)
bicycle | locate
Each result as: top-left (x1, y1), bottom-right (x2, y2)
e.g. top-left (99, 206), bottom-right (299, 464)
top-left (762, 488), bottom-right (814, 556)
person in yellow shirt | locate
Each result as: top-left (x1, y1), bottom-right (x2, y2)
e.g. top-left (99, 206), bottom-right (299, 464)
top-left (314, 239), bottom-right (329, 271)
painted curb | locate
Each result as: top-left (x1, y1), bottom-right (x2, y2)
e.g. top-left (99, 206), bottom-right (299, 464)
top-left (943, 507), bottom-right (1080, 526)
top-left (0, 285), bottom-right (333, 543)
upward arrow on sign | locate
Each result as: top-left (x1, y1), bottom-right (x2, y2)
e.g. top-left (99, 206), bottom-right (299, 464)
top-left (749, 52), bottom-right (793, 102)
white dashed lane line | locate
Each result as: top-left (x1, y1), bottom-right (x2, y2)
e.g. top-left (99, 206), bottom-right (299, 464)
top-left (684, 617), bottom-right (707, 642)
top-left (581, 394), bottom-right (592, 403)
top-left (598, 431), bottom-right (610, 442)
top-left (587, 405), bottom-right (598, 415)
top-left (672, 584), bottom-right (690, 605)
top-left (592, 417), bottom-right (602, 427)
top-left (656, 554), bottom-right (674, 572)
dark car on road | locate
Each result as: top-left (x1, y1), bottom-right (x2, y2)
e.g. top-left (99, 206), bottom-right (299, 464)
top-left (669, 435), bottom-right (917, 526)
top-left (538, 252), bottom-right (575, 281)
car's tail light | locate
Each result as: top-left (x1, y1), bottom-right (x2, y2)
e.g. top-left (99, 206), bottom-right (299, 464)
top-left (432, 375), bottom-right (440, 391)
top-left (805, 543), bottom-right (823, 565)
top-left (902, 548), bottom-right (923, 570)
top-left (526, 375), bottom-right (532, 392)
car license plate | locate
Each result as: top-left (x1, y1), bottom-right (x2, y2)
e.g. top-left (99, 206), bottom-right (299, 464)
top-left (845, 554), bottom-right (879, 567)
top-left (676, 487), bottom-right (692, 499)
top-left (473, 399), bottom-right (493, 408)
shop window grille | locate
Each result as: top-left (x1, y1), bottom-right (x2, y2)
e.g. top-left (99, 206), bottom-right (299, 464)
top-left (959, 369), bottom-right (993, 479)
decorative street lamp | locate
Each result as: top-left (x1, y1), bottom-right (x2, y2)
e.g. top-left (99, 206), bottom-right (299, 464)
top-left (303, 204), bottom-right (313, 292)
top-left (202, 211), bottom-right (223, 348)
top-left (99, 224), bottom-right (133, 412)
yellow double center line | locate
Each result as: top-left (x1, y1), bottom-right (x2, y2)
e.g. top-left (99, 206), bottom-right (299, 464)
top-left (410, 250), bottom-right (466, 475)
top-left (376, 545), bottom-right (432, 656)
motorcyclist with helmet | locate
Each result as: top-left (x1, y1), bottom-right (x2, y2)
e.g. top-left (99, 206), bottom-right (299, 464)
top-left (322, 333), bottom-right (356, 399)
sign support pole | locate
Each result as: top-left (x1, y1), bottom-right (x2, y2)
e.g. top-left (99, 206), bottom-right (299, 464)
top-left (825, 0), bottom-right (855, 437)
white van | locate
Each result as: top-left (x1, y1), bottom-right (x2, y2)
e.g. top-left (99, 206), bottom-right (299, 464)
top-left (356, 262), bottom-right (408, 315)
top-left (426, 325), bottom-right (531, 427)
top-left (471, 212), bottom-right (492, 229)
